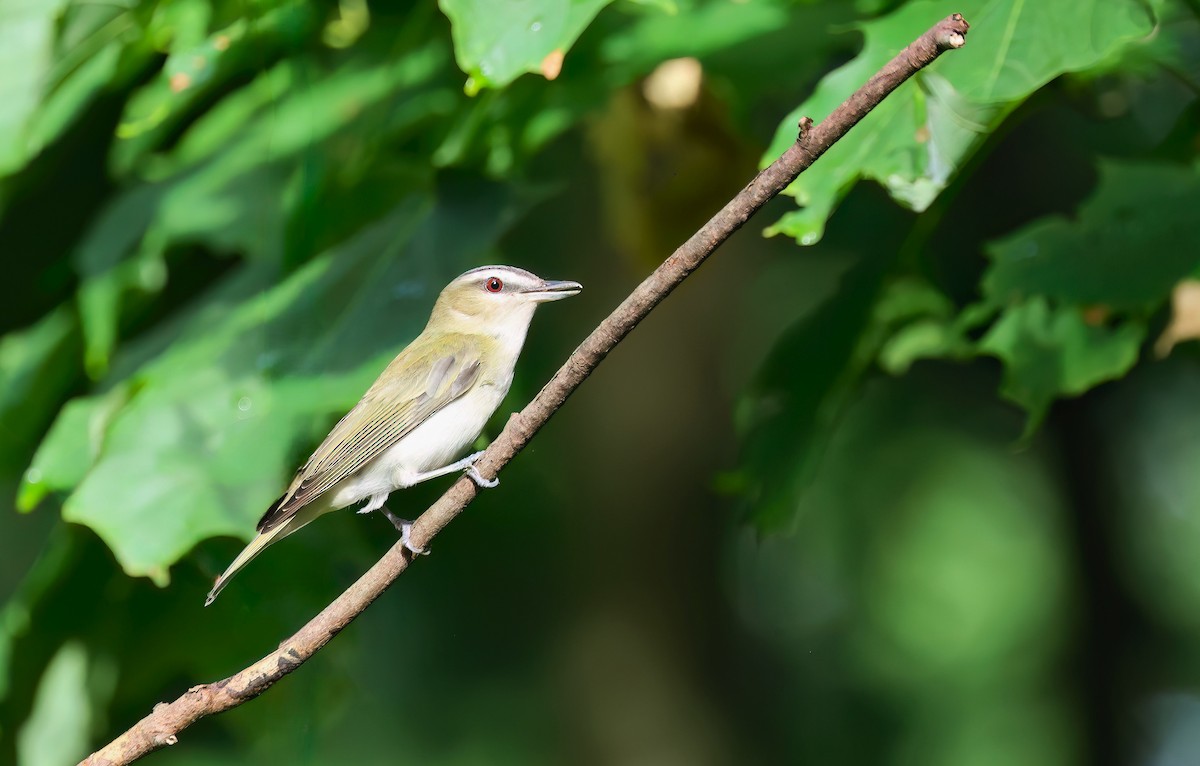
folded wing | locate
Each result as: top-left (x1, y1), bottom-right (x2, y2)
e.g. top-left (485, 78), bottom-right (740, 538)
top-left (257, 335), bottom-right (485, 533)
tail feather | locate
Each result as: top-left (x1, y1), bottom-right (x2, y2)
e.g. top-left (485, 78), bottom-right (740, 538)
top-left (205, 502), bottom-right (328, 606)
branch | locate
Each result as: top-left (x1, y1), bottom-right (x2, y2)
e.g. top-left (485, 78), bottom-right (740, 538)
top-left (82, 14), bottom-right (969, 766)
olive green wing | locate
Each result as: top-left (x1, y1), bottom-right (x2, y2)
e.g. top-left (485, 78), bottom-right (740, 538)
top-left (257, 335), bottom-right (486, 533)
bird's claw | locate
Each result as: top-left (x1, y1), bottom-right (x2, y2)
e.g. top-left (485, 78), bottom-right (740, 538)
top-left (380, 505), bottom-right (429, 556)
top-left (465, 464), bottom-right (499, 489)
top-left (399, 521), bottom-right (429, 557)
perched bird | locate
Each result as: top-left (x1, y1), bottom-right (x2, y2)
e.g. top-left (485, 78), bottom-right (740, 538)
top-left (205, 266), bottom-right (582, 605)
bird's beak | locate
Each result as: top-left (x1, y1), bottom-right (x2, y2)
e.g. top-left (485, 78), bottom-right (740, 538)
top-left (522, 279), bottom-right (583, 302)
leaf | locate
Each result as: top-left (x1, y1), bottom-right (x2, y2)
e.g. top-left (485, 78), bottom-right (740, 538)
top-left (439, 0), bottom-right (614, 93)
top-left (19, 386), bottom-right (129, 513)
top-left (763, 0), bottom-right (1155, 245)
top-left (31, 178), bottom-right (525, 583)
top-left (0, 308), bottom-right (81, 473)
top-left (75, 43), bottom-right (451, 375)
top-left (736, 251), bottom-right (891, 530)
top-left (111, 2), bottom-right (317, 174)
top-left (0, 0), bottom-right (72, 175)
top-left (872, 278), bottom-right (980, 375)
top-left (983, 160), bottom-right (1200, 312)
top-left (977, 298), bottom-right (1144, 427)
top-left (15, 642), bottom-right (92, 766)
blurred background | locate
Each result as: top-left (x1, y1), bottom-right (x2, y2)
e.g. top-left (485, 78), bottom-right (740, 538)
top-left (2, 0), bottom-right (1199, 764)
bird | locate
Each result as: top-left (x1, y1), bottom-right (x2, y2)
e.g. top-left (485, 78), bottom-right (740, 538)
top-left (205, 265), bottom-right (582, 605)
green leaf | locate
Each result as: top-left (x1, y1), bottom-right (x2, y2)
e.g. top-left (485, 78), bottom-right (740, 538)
top-left (977, 298), bottom-right (1144, 427)
top-left (439, 0), bottom-right (614, 93)
top-left (736, 251), bottom-right (890, 530)
top-left (15, 642), bottom-right (92, 766)
top-left (112, 3), bottom-right (316, 174)
top-left (36, 178), bottom-right (525, 583)
top-left (0, 0), bottom-right (72, 175)
top-left (75, 43), bottom-right (451, 374)
top-left (873, 278), bottom-right (981, 375)
top-left (19, 386), bottom-right (129, 513)
top-left (983, 160), bottom-right (1200, 311)
top-left (0, 309), bottom-right (81, 474)
top-left (763, 0), bottom-right (1155, 245)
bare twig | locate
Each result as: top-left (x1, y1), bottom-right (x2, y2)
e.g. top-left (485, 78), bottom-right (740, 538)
top-left (82, 14), bottom-right (969, 766)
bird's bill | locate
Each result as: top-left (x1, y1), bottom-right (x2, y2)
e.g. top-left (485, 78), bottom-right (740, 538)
top-left (521, 279), bottom-right (583, 302)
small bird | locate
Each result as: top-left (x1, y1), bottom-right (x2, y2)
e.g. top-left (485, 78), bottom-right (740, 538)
top-left (205, 265), bottom-right (582, 605)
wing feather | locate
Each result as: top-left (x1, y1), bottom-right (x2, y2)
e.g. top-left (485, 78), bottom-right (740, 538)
top-left (257, 335), bottom-right (487, 533)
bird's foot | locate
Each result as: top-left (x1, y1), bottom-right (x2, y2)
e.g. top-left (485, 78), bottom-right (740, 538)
top-left (380, 505), bottom-right (428, 556)
top-left (463, 451), bottom-right (499, 489)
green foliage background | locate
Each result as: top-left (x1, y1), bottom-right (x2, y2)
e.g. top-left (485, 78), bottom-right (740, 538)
top-left (1, 0), bottom-right (1199, 763)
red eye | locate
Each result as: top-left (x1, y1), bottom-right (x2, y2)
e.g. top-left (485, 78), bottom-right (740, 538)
top-left (485, 277), bottom-right (503, 293)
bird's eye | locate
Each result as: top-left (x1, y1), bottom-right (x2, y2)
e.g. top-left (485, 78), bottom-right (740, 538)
top-left (485, 277), bottom-right (503, 293)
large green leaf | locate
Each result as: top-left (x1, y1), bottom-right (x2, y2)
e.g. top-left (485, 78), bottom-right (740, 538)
top-left (439, 0), bottom-right (614, 93)
top-left (75, 42), bottom-right (453, 378)
top-left (25, 178), bottom-right (523, 583)
top-left (763, 0), bottom-right (1155, 245)
top-left (977, 298), bottom-right (1144, 427)
top-left (983, 160), bottom-right (1200, 311)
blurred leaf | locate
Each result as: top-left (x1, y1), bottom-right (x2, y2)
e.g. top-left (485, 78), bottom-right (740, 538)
top-left (78, 41), bottom-right (453, 374)
top-left (32, 177), bottom-right (524, 583)
top-left (112, 3), bottom-right (316, 173)
top-left (977, 298), bottom-right (1144, 427)
top-left (15, 642), bottom-right (90, 766)
top-left (0, 0), bottom-right (72, 176)
top-left (0, 309), bottom-right (80, 473)
top-left (983, 161), bottom-right (1200, 312)
top-left (601, 0), bottom-right (789, 64)
top-left (873, 278), bottom-right (981, 375)
top-left (24, 1), bottom-right (143, 160)
top-left (1094, 358), bottom-right (1200, 635)
top-left (735, 369), bottom-right (1072, 759)
top-left (736, 251), bottom-right (890, 530)
top-left (19, 387), bottom-right (129, 513)
top-left (439, 0), bottom-right (614, 93)
top-left (764, 0), bottom-right (1154, 245)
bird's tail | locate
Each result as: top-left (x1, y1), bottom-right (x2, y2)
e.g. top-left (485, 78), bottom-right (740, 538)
top-left (204, 503), bottom-right (326, 606)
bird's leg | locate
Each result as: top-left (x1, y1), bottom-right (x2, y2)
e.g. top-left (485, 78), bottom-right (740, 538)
top-left (379, 505), bottom-right (428, 556)
top-left (404, 451), bottom-right (499, 489)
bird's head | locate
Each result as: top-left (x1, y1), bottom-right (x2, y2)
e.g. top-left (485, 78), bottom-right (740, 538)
top-left (428, 265), bottom-right (582, 340)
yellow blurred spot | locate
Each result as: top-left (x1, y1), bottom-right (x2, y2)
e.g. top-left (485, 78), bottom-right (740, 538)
top-left (541, 49), bottom-right (564, 81)
top-left (642, 57), bottom-right (702, 110)
top-left (1155, 280), bottom-right (1200, 357)
top-left (323, 0), bottom-right (371, 49)
top-left (169, 72), bottom-right (191, 93)
top-left (213, 34), bottom-right (230, 51)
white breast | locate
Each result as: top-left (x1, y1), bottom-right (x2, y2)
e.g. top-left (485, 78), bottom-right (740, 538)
top-left (327, 378), bottom-right (511, 510)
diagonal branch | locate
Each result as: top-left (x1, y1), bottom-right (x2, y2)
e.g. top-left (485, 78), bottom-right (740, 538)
top-left (82, 13), bottom-right (969, 766)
